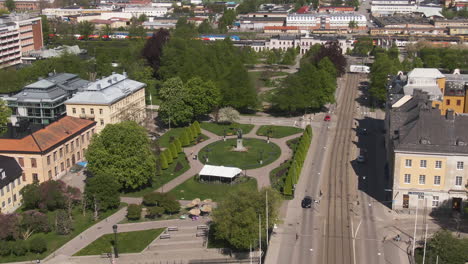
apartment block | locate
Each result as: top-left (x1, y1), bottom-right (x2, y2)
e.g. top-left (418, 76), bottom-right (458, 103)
top-left (286, 13), bottom-right (367, 30)
top-left (0, 116), bottom-right (96, 185)
top-left (0, 155), bottom-right (25, 214)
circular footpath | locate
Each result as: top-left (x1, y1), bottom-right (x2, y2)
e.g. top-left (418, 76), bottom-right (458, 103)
top-left (199, 138), bottom-right (281, 169)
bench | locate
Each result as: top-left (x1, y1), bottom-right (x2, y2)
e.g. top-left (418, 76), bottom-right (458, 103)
top-left (100, 253), bottom-right (111, 258)
top-left (197, 225), bottom-right (208, 230)
top-left (160, 234), bottom-right (171, 239)
top-left (196, 232), bottom-right (207, 237)
top-left (167, 227), bottom-right (178, 231)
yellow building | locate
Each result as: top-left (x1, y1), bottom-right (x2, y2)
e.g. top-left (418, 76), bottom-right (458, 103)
top-left (0, 155), bottom-right (25, 213)
top-left (0, 116), bottom-right (96, 186)
top-left (65, 73), bottom-right (146, 133)
top-left (386, 92), bottom-right (468, 212)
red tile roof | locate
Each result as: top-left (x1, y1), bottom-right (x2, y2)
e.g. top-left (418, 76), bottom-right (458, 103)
top-left (0, 116), bottom-right (95, 154)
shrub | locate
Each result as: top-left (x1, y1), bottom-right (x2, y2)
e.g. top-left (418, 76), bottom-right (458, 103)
top-left (174, 138), bottom-right (183, 153)
top-left (127, 204), bottom-right (142, 220)
top-left (180, 130), bottom-right (190, 146)
top-left (55, 209), bottom-right (72, 235)
top-left (163, 149), bottom-right (173, 164)
top-left (174, 161), bottom-right (184, 172)
top-left (193, 121), bottom-right (201, 134)
top-left (169, 143), bottom-right (178, 159)
top-left (143, 192), bottom-right (164, 206)
top-left (161, 199), bottom-right (180, 214)
top-left (11, 240), bottom-right (27, 256)
top-left (0, 241), bottom-right (11, 256)
top-left (146, 206), bottom-right (164, 219)
top-left (29, 237), bottom-right (47, 253)
top-left (160, 154), bottom-right (168, 170)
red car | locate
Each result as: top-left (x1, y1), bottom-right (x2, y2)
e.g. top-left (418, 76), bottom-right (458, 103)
top-left (324, 115), bottom-right (331, 121)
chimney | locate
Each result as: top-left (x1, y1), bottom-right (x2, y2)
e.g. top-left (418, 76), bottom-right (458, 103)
top-left (123, 71), bottom-right (128, 77)
top-left (446, 109), bottom-right (455, 120)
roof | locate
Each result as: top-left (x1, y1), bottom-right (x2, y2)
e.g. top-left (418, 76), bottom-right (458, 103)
top-left (0, 155), bottom-right (23, 189)
top-left (392, 95), bottom-right (413, 108)
top-left (65, 73), bottom-right (145, 105)
top-left (407, 68), bottom-right (445, 79)
top-left (199, 165), bottom-right (242, 179)
top-left (0, 116), bottom-right (95, 154)
top-left (403, 85), bottom-right (442, 100)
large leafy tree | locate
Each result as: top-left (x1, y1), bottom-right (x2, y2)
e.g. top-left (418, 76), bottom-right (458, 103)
top-left (422, 230), bottom-right (468, 263)
top-left (77, 21), bottom-right (95, 39)
top-left (185, 77), bottom-right (221, 119)
top-left (312, 41), bottom-right (347, 76)
top-left (5, 0), bottom-right (15, 11)
top-left (369, 52), bottom-right (401, 102)
top-left (212, 188), bottom-right (281, 250)
top-left (142, 29), bottom-right (170, 75)
top-left (0, 214), bottom-right (19, 240)
top-left (0, 99), bottom-right (12, 135)
top-left (86, 121), bottom-right (156, 190)
top-left (84, 174), bottom-right (120, 219)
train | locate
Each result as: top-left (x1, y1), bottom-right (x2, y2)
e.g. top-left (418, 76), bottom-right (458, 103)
top-left (197, 35), bottom-right (241, 41)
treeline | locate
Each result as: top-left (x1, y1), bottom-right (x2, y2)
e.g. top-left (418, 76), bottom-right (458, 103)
top-left (270, 41), bottom-right (344, 113)
top-left (369, 48), bottom-right (401, 103)
top-left (282, 126), bottom-right (312, 195)
top-left (260, 47), bottom-right (299, 65)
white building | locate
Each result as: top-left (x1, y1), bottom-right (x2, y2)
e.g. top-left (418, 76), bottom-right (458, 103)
top-left (403, 68), bottom-right (445, 101)
top-left (42, 7), bottom-right (114, 18)
top-left (371, 3), bottom-right (443, 17)
top-left (100, 7), bottom-right (168, 20)
top-left (286, 13), bottom-right (367, 30)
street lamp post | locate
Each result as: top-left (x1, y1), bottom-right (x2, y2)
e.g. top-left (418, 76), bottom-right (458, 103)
top-left (259, 149), bottom-right (264, 165)
top-left (113, 225), bottom-right (119, 258)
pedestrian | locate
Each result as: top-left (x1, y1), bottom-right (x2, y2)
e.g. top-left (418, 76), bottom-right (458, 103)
top-left (296, 233), bottom-right (298, 240)
top-left (190, 150), bottom-right (193, 156)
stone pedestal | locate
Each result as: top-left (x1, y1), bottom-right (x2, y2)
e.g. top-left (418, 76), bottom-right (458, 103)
top-left (236, 138), bottom-right (243, 150)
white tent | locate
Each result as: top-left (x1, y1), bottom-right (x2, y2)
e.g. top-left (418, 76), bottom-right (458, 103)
top-left (199, 165), bottom-right (242, 183)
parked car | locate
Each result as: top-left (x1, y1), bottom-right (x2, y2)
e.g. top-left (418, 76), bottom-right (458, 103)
top-left (324, 115), bottom-right (331, 121)
top-left (301, 196), bottom-right (313, 208)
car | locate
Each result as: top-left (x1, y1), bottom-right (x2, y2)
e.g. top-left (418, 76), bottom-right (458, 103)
top-left (357, 155), bottom-right (366, 163)
top-left (301, 196), bottom-right (313, 208)
top-left (324, 115), bottom-right (331, 121)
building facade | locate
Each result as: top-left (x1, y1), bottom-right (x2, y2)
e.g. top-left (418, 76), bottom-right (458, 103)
top-left (0, 155), bottom-right (25, 213)
top-left (286, 13), bottom-right (367, 30)
top-left (65, 72), bottom-right (146, 133)
top-left (0, 116), bottom-right (96, 185)
top-left (4, 73), bottom-right (89, 126)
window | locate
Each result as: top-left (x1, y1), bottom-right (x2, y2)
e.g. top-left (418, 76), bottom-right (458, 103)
top-left (59, 148), bottom-right (63, 158)
top-left (420, 160), bottom-right (427, 168)
top-left (434, 176), bottom-right (441, 185)
top-left (31, 158), bottom-right (37, 168)
top-left (32, 173), bottom-right (38, 182)
top-left (435, 160), bottom-right (442, 169)
top-left (1, 201), bottom-right (4, 207)
top-left (72, 108), bottom-right (76, 114)
top-left (65, 144), bottom-right (69, 153)
top-left (61, 162), bottom-right (64, 172)
top-left (99, 109), bottom-right (103, 114)
top-left (53, 151), bottom-right (57, 161)
top-left (432, 196), bottom-right (439, 207)
top-left (92, 129), bottom-right (95, 134)
top-left (66, 159), bottom-right (70, 168)
top-left (48, 170), bottom-right (52, 179)
top-left (86, 131), bottom-right (90, 140)
top-left (0, 189), bottom-right (3, 196)
top-left (81, 135), bottom-right (84, 144)
top-left (18, 157), bottom-right (24, 167)
top-left (11, 181), bottom-right (15, 189)
top-left (405, 159), bottom-right (412, 167)
top-left (404, 174), bottom-right (411, 184)
top-left (77, 151), bottom-right (81, 160)
top-left (71, 141), bottom-right (74, 151)
top-left (8, 198), bottom-right (11, 204)
top-left (6, 185), bottom-right (9, 192)
top-left (100, 119), bottom-right (104, 126)
top-left (419, 175), bottom-right (426, 184)
top-left (455, 176), bottom-right (463, 186)
top-left (457, 100), bottom-right (461, 106)
top-left (446, 99), bottom-right (450, 105)
top-left (13, 194), bottom-right (16, 202)
top-left (90, 108), bottom-right (94, 115)
top-left (54, 167), bottom-right (58, 176)
top-left (457, 161), bottom-right (464, 170)
top-left (81, 108), bottom-right (85, 114)
top-left (47, 155), bottom-right (51, 165)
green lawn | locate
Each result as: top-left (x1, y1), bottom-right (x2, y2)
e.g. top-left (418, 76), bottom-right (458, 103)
top-left (158, 128), bottom-right (209, 148)
top-left (169, 176), bottom-right (258, 201)
top-left (0, 204), bottom-right (126, 263)
top-left (256, 125), bottom-right (303, 138)
top-left (200, 122), bottom-right (254, 136)
top-left (74, 228), bottom-right (165, 256)
top-left (199, 138), bottom-right (281, 169)
top-left (121, 153), bottom-right (190, 197)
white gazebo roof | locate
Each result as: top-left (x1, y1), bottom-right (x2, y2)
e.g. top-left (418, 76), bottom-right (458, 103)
top-left (199, 165), bottom-right (242, 179)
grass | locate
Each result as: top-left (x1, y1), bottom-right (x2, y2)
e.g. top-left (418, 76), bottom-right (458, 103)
top-left (199, 138), bottom-right (281, 169)
top-left (169, 176), bottom-right (258, 201)
top-left (158, 128), bottom-right (209, 148)
top-left (0, 204), bottom-right (126, 263)
top-left (121, 153), bottom-right (190, 197)
top-left (248, 71), bottom-right (265, 91)
top-left (200, 122), bottom-right (254, 136)
top-left (74, 228), bottom-right (165, 256)
top-left (256, 125), bottom-right (303, 138)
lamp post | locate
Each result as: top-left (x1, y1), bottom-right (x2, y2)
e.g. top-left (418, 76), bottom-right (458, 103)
top-left (259, 149), bottom-right (264, 165)
top-left (223, 128), bottom-right (226, 142)
top-left (113, 224), bottom-right (119, 258)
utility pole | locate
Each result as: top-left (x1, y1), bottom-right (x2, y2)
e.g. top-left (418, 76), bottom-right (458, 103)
top-left (412, 200), bottom-right (419, 257)
top-left (259, 214), bottom-right (262, 264)
top-left (422, 224), bottom-right (428, 264)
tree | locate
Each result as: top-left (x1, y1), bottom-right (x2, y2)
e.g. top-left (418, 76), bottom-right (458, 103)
top-left (11, 241), bottom-right (27, 256)
top-left (218, 107), bottom-right (240, 123)
top-left (146, 206), bottom-right (164, 219)
top-left (159, 77), bottom-right (193, 126)
top-left (185, 127), bottom-right (194, 142)
top-left (77, 21), bottom-right (95, 39)
top-left (312, 41), bottom-right (346, 76)
top-left (138, 14), bottom-right (147, 22)
top-left (128, 24), bottom-right (146, 39)
top-left (19, 183), bottom-right (40, 210)
top-left (0, 99), bottom-right (11, 135)
top-left (159, 194), bottom-right (180, 214)
top-left (174, 138), bottom-right (183, 153)
top-left (212, 188), bottom-right (281, 250)
top-left (84, 174), bottom-right (120, 220)
top-left (142, 192), bottom-right (164, 206)
top-left (197, 20), bottom-right (213, 34)
top-left (19, 210), bottom-right (50, 240)
top-left (55, 209), bottom-right (72, 235)
top-left (0, 241), bottom-right (11, 256)
top-left (348, 20), bottom-right (358, 31)
top-left (352, 37), bottom-right (373, 56)
top-left (64, 186), bottom-right (81, 220)
top-left (0, 214), bottom-right (19, 240)
top-left (218, 9), bottom-right (236, 33)
top-left (163, 149), bottom-right (173, 164)
top-left (142, 28), bottom-right (170, 74)
top-left (422, 230), bottom-right (468, 263)
top-left (4, 0), bottom-right (15, 11)
top-left (159, 153), bottom-right (169, 170)
top-left (38, 180), bottom-right (66, 211)
top-left (29, 237), bottom-right (47, 253)
top-left (180, 130), bottom-right (190, 146)
top-left (127, 204), bottom-right (142, 220)
top-left (184, 77), bottom-right (221, 119)
top-left (86, 121), bottom-right (156, 190)
top-left (193, 121), bottom-right (201, 134)
top-left (169, 142), bottom-right (178, 159)
top-left (40, 15), bottom-right (50, 44)
top-left (101, 24), bottom-right (113, 36)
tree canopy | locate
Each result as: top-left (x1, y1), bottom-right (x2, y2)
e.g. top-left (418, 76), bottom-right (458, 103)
top-left (369, 51), bottom-right (401, 103)
top-left (0, 99), bottom-right (11, 135)
top-left (85, 121), bottom-right (156, 190)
